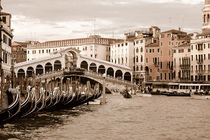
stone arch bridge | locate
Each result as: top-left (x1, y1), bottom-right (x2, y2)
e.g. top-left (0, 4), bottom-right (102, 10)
top-left (14, 48), bottom-right (135, 92)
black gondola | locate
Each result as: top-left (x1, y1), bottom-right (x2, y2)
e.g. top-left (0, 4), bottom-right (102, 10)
top-left (0, 89), bottom-right (21, 124)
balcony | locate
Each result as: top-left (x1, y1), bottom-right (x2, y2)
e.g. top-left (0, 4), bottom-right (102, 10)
top-left (154, 62), bottom-right (159, 67)
top-left (180, 64), bottom-right (190, 70)
top-left (196, 70), bottom-right (205, 75)
top-left (197, 59), bottom-right (204, 64)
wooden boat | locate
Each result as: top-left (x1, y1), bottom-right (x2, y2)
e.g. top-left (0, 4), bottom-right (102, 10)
top-left (34, 89), bottom-right (46, 112)
top-left (122, 90), bottom-right (132, 99)
top-left (21, 88), bottom-right (38, 118)
top-left (0, 88), bottom-right (21, 124)
top-left (137, 94), bottom-right (152, 97)
top-left (11, 89), bottom-right (32, 120)
top-left (45, 91), bottom-right (52, 108)
top-left (166, 91), bottom-right (190, 97)
top-left (191, 94), bottom-right (210, 100)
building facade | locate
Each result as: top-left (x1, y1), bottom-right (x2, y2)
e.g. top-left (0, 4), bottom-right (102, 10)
top-left (173, 43), bottom-right (191, 82)
top-left (0, 10), bottom-right (13, 81)
top-left (145, 42), bottom-right (160, 82)
top-left (159, 29), bottom-right (190, 82)
top-left (12, 41), bottom-right (29, 64)
top-left (27, 35), bottom-right (119, 62)
top-left (110, 26), bottom-right (160, 85)
top-left (190, 0), bottom-right (210, 83)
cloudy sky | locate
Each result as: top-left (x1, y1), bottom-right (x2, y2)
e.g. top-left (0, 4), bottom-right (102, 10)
top-left (2, 0), bottom-right (204, 42)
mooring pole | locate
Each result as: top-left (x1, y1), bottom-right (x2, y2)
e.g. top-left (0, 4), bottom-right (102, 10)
top-left (101, 74), bottom-right (106, 105)
top-left (0, 0), bottom-right (4, 108)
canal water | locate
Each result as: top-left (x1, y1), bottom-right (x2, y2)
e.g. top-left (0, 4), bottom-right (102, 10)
top-left (0, 95), bottom-right (210, 140)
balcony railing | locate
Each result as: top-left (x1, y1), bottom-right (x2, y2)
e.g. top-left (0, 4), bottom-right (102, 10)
top-left (195, 70), bottom-right (205, 74)
top-left (154, 62), bottom-right (159, 67)
top-left (196, 59), bottom-right (204, 64)
top-left (180, 64), bottom-right (190, 69)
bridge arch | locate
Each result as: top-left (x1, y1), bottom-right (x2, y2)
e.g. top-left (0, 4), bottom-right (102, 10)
top-left (65, 51), bottom-right (78, 69)
top-left (54, 60), bottom-right (62, 71)
top-left (45, 62), bottom-right (53, 73)
top-left (98, 65), bottom-right (106, 74)
top-left (36, 65), bottom-right (44, 75)
top-left (124, 72), bottom-right (131, 81)
top-left (17, 69), bottom-right (25, 78)
top-left (115, 70), bottom-right (123, 79)
top-left (89, 63), bottom-right (97, 72)
top-left (80, 61), bottom-right (88, 70)
top-left (107, 67), bottom-right (114, 77)
top-left (27, 67), bottom-right (34, 77)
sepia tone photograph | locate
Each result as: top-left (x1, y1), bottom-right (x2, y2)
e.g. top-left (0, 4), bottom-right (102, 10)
top-left (0, 0), bottom-right (210, 139)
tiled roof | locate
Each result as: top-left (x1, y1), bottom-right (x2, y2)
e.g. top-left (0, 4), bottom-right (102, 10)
top-left (162, 29), bottom-right (187, 34)
top-left (146, 42), bottom-right (159, 48)
top-left (0, 12), bottom-right (11, 16)
top-left (177, 43), bottom-right (190, 48)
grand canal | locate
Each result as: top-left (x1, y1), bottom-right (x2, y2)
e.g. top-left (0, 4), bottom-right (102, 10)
top-left (0, 95), bottom-right (210, 140)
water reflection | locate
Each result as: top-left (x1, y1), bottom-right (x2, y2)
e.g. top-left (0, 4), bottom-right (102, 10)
top-left (0, 105), bottom-right (94, 140)
top-left (1, 95), bottom-right (210, 140)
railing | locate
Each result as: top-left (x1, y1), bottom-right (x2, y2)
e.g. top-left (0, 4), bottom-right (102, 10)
top-left (197, 59), bottom-right (204, 64)
top-left (154, 63), bottom-right (159, 67)
top-left (196, 70), bottom-right (205, 74)
top-left (84, 71), bottom-right (134, 86)
top-left (35, 69), bottom-right (136, 86)
top-left (180, 64), bottom-right (190, 69)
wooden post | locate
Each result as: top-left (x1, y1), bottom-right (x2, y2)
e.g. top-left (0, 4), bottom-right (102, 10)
top-left (101, 75), bottom-right (106, 105)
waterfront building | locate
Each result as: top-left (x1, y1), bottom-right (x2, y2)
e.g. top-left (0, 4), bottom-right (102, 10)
top-left (190, 0), bottom-right (210, 83)
top-left (0, 7), bottom-right (13, 82)
top-left (159, 29), bottom-right (190, 82)
top-left (27, 35), bottom-right (119, 62)
top-left (172, 43), bottom-right (191, 82)
top-left (110, 26), bottom-right (160, 85)
top-left (12, 41), bottom-right (37, 64)
top-left (145, 41), bottom-right (160, 82)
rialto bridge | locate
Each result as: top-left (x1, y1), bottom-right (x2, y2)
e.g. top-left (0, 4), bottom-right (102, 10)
top-left (14, 48), bottom-right (135, 92)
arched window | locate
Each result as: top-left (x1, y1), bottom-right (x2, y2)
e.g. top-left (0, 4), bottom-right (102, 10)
top-left (115, 70), bottom-right (123, 79)
top-left (136, 56), bottom-right (139, 63)
top-left (204, 14), bottom-right (206, 23)
top-left (54, 60), bottom-right (62, 71)
top-left (107, 67), bottom-right (114, 77)
top-left (17, 69), bottom-right (25, 79)
top-left (89, 63), bottom-right (97, 72)
top-left (141, 47), bottom-right (143, 52)
top-left (80, 61), bottom-right (88, 70)
top-left (136, 48), bottom-right (139, 53)
top-left (124, 72), bottom-right (131, 81)
top-left (141, 55), bottom-right (143, 62)
top-left (136, 66), bottom-right (139, 71)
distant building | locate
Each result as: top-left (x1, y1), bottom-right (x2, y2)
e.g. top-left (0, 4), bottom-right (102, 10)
top-left (0, 9), bottom-right (13, 80)
top-left (190, 0), bottom-right (210, 83)
top-left (27, 35), bottom-right (119, 62)
top-left (145, 41), bottom-right (160, 82)
top-left (12, 42), bottom-right (28, 63)
top-left (159, 29), bottom-right (190, 82)
top-left (110, 26), bottom-right (160, 85)
top-left (172, 43), bottom-right (191, 82)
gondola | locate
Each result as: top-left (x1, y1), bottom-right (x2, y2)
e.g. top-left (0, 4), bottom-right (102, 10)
top-left (64, 92), bottom-right (81, 108)
top-left (34, 89), bottom-right (46, 112)
top-left (0, 88), bottom-right (21, 124)
top-left (11, 89), bottom-right (31, 120)
top-left (122, 89), bottom-right (132, 99)
top-left (21, 89), bottom-right (38, 118)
